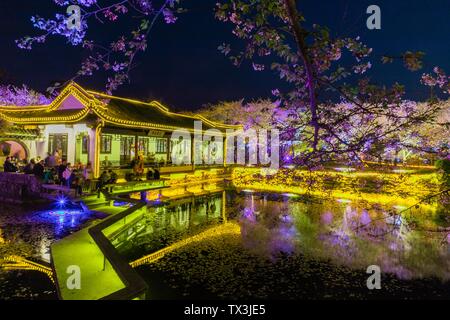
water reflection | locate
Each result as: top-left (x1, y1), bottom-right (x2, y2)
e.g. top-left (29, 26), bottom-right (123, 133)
top-left (116, 191), bottom-right (450, 281)
top-left (110, 193), bottom-right (224, 260)
top-left (0, 204), bottom-right (95, 262)
top-left (234, 192), bottom-right (450, 280)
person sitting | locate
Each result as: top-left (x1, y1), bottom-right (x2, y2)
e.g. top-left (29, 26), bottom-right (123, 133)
top-left (3, 157), bottom-right (18, 173)
top-left (57, 160), bottom-right (68, 185)
top-left (153, 168), bottom-right (160, 180)
top-left (24, 159), bottom-right (35, 174)
top-left (147, 152), bottom-right (155, 164)
top-left (101, 156), bottom-right (112, 169)
top-left (108, 170), bottom-right (118, 184)
top-left (33, 160), bottom-right (45, 179)
top-left (82, 162), bottom-right (93, 192)
top-left (43, 168), bottom-right (55, 184)
top-left (146, 168), bottom-right (154, 180)
top-left (62, 164), bottom-right (72, 187)
top-left (70, 169), bottom-right (83, 197)
top-left (97, 171), bottom-right (110, 191)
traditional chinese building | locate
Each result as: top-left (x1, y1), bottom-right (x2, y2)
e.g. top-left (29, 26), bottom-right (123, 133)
top-left (0, 82), bottom-right (241, 177)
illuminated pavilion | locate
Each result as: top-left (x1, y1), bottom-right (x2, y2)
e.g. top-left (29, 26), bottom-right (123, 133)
top-left (0, 82), bottom-right (241, 177)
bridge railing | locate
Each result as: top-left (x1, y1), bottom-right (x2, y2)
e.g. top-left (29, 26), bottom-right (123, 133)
top-left (88, 202), bottom-right (149, 300)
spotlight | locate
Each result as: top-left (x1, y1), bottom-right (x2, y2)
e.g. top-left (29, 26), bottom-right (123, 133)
top-left (56, 195), bottom-right (68, 207)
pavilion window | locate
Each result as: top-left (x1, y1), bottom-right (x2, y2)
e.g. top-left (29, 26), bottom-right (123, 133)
top-left (48, 133), bottom-right (68, 161)
top-left (81, 135), bottom-right (89, 154)
top-left (120, 135), bottom-right (135, 165)
top-left (156, 138), bottom-right (167, 153)
top-left (100, 134), bottom-right (112, 154)
top-left (138, 137), bottom-right (149, 155)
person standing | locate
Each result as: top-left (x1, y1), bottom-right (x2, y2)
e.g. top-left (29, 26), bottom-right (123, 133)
top-left (24, 159), bottom-right (35, 174)
top-left (58, 160), bottom-right (68, 185)
top-left (82, 162), bottom-right (93, 192)
top-left (33, 160), bottom-right (45, 179)
top-left (49, 151), bottom-right (58, 167)
top-left (132, 155), bottom-right (145, 181)
top-left (62, 163), bottom-right (72, 188)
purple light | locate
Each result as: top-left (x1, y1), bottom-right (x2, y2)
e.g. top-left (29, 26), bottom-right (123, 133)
top-left (283, 155), bottom-right (292, 163)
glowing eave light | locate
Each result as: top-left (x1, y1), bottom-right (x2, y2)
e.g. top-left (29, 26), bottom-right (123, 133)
top-left (337, 198), bottom-right (352, 203)
top-left (242, 189), bottom-right (254, 193)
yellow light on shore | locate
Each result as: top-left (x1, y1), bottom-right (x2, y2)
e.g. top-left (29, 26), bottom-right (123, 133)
top-left (334, 167), bottom-right (356, 172)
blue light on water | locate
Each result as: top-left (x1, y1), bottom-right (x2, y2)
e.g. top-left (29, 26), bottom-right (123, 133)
top-left (113, 200), bottom-right (132, 207)
top-left (56, 195), bottom-right (68, 207)
top-left (48, 209), bottom-right (83, 215)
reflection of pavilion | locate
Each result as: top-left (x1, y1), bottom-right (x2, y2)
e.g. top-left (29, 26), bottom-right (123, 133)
top-left (110, 192), bottom-right (225, 253)
top-left (0, 83), bottom-right (241, 177)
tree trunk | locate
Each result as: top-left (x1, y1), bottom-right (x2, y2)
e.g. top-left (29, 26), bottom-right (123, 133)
top-left (283, 0), bottom-right (319, 151)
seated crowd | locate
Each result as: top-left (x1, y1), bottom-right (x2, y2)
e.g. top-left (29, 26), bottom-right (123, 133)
top-left (3, 153), bottom-right (162, 197)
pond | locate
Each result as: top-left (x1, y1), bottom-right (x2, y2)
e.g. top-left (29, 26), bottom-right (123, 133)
top-left (111, 191), bottom-right (450, 299)
top-left (1, 191), bottom-right (449, 300)
top-left (0, 200), bottom-right (102, 299)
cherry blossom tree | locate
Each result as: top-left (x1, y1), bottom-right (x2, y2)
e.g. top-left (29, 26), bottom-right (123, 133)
top-left (17, 0), bottom-right (449, 166)
top-left (17, 0), bottom-right (182, 93)
top-left (215, 0), bottom-right (449, 166)
top-left (0, 85), bottom-right (51, 134)
top-left (0, 85), bottom-right (51, 106)
top-left (195, 99), bottom-right (283, 130)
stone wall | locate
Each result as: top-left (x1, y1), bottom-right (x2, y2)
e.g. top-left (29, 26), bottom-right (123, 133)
top-left (0, 172), bottom-right (42, 203)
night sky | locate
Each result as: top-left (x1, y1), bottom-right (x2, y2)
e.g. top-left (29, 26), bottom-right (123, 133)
top-left (0, 0), bottom-right (448, 110)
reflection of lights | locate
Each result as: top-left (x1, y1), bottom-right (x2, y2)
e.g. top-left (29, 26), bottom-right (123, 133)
top-left (283, 165), bottom-right (295, 169)
top-left (40, 238), bottom-right (51, 262)
top-left (48, 209), bottom-right (83, 216)
top-left (279, 213), bottom-right (293, 223)
top-left (113, 201), bottom-right (131, 207)
top-left (389, 242), bottom-right (399, 251)
top-left (321, 212), bottom-right (333, 225)
top-left (393, 169), bottom-right (415, 174)
top-left (386, 215), bottom-right (403, 226)
top-left (337, 198), bottom-right (352, 203)
top-left (334, 167), bottom-right (356, 172)
top-left (243, 207), bottom-right (254, 220)
top-left (394, 215), bottom-right (402, 226)
top-left (360, 210), bottom-right (371, 225)
top-left (282, 193), bottom-right (299, 198)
